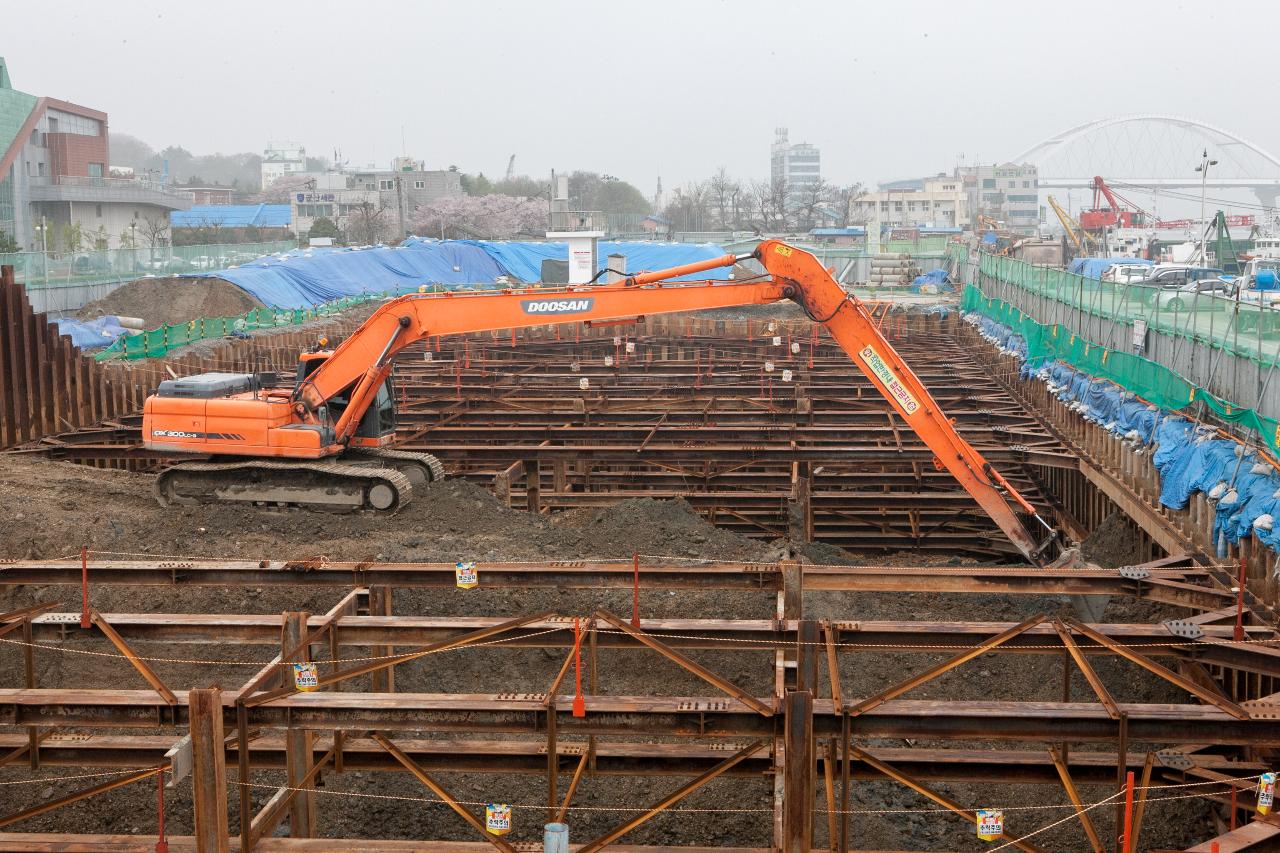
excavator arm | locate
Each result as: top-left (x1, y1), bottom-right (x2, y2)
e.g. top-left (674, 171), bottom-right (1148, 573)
top-left (292, 240), bottom-right (1053, 562)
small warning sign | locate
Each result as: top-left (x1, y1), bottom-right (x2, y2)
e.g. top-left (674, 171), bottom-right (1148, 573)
top-left (485, 803), bottom-right (512, 835)
top-left (292, 662), bottom-right (319, 692)
top-left (455, 561), bottom-right (479, 589)
top-left (1260, 771), bottom-right (1276, 815)
top-left (976, 808), bottom-right (1003, 841)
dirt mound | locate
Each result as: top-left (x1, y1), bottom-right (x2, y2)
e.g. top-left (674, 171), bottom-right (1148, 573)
top-left (550, 496), bottom-right (766, 559)
top-left (1080, 510), bottom-right (1147, 568)
top-left (78, 276), bottom-right (263, 327)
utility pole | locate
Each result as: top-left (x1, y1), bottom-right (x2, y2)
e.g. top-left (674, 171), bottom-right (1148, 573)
top-left (395, 176), bottom-right (405, 240)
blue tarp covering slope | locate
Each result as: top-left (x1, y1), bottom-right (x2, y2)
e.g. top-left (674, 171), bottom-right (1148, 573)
top-left (186, 243), bottom-right (509, 308)
top-left (435, 240), bottom-right (733, 284)
top-left (188, 240), bottom-right (732, 308)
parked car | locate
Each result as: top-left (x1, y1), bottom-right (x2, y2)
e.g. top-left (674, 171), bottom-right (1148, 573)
top-left (1140, 265), bottom-right (1225, 289)
top-left (1101, 262), bottom-right (1152, 284)
top-left (1150, 278), bottom-right (1233, 312)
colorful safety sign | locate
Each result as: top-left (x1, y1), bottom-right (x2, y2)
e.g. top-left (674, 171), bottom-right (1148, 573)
top-left (292, 662), bottom-right (319, 692)
top-left (976, 809), bottom-right (1003, 841)
top-left (455, 561), bottom-right (479, 589)
top-left (485, 803), bottom-right (512, 835)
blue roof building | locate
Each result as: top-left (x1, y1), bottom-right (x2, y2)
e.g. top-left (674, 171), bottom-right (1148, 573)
top-left (171, 204), bottom-right (292, 229)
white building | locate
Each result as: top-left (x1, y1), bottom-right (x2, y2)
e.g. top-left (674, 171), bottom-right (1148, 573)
top-left (261, 141), bottom-right (306, 191)
top-left (957, 162), bottom-right (1040, 234)
top-left (770, 127), bottom-right (821, 202)
top-left (851, 176), bottom-right (969, 228)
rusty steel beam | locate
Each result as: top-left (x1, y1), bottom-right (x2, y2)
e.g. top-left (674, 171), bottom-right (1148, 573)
top-left (1, 689), bottom-right (1275, 746)
top-left (0, 732), bottom-right (1260, 786)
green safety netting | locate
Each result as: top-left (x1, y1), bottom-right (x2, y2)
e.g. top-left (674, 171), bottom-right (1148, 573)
top-left (976, 252), bottom-right (1280, 365)
top-left (961, 285), bottom-right (1280, 456)
top-left (95, 292), bottom-right (397, 361)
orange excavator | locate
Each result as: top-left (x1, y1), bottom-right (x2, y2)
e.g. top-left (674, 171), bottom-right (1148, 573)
top-left (144, 240), bottom-right (1056, 562)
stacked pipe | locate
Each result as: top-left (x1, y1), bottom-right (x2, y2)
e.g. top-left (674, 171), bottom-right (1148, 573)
top-left (867, 253), bottom-right (921, 286)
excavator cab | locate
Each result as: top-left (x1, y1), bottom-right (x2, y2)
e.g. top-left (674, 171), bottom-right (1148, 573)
top-left (296, 351), bottom-right (396, 448)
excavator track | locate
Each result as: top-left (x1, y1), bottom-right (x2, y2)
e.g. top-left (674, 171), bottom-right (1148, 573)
top-left (342, 448), bottom-right (446, 489)
top-left (154, 459), bottom-right (413, 513)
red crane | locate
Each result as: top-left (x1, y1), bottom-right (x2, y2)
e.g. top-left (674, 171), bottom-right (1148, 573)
top-left (1080, 176), bottom-right (1149, 230)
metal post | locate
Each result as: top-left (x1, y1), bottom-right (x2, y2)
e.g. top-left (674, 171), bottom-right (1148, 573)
top-left (783, 690), bottom-right (814, 853)
top-left (283, 611), bottom-right (315, 837)
top-left (189, 688), bottom-right (229, 853)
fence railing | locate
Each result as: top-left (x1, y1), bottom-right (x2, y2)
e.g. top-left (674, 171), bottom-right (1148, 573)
top-left (976, 252), bottom-right (1280, 365)
top-left (3, 240), bottom-right (297, 290)
top-left (97, 291), bottom-right (393, 361)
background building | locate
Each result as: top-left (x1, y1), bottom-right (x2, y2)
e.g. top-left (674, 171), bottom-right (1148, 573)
top-left (261, 141), bottom-right (306, 191)
top-left (852, 175), bottom-right (969, 228)
top-left (0, 57), bottom-right (190, 251)
top-left (957, 162), bottom-right (1041, 233)
top-left (770, 127), bottom-right (821, 203)
top-left (289, 163), bottom-right (462, 241)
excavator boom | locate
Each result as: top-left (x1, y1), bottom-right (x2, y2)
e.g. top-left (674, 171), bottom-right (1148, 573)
top-left (144, 241), bottom-right (1053, 562)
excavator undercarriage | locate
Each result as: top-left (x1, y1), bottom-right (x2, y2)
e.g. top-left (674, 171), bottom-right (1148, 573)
top-left (154, 449), bottom-right (444, 513)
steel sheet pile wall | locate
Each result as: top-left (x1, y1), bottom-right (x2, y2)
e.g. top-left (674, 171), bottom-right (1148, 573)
top-left (0, 264), bottom-right (370, 451)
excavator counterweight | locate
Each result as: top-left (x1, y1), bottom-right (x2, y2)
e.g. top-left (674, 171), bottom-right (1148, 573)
top-left (143, 241), bottom-right (1056, 563)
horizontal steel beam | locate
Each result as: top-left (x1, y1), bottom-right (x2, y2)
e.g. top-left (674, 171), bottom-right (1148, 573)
top-left (27, 613), bottom-right (1279, 674)
top-left (0, 732), bottom-right (1254, 785)
top-left (1, 690), bottom-right (1273, 745)
top-left (0, 559), bottom-right (1230, 607)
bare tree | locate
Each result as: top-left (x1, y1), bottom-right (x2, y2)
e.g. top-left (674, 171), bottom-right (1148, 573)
top-left (834, 182), bottom-right (868, 227)
top-left (793, 177), bottom-right (834, 231)
top-left (746, 177), bottom-right (790, 233)
top-left (707, 167), bottom-right (741, 231)
top-left (139, 213), bottom-right (170, 253)
top-left (346, 201), bottom-right (390, 245)
top-left (662, 181), bottom-right (712, 234)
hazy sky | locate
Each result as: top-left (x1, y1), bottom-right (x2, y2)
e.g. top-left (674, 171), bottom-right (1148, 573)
top-left (8, 0), bottom-right (1280, 197)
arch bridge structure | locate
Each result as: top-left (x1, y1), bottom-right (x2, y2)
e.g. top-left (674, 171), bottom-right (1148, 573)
top-left (1015, 114), bottom-right (1280, 208)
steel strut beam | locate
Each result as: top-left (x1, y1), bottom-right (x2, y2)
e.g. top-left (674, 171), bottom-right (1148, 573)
top-left (575, 741), bottom-right (766, 853)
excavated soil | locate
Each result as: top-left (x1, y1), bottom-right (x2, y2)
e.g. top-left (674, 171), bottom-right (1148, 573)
top-left (0, 455), bottom-right (1212, 849)
top-left (78, 276), bottom-right (264, 327)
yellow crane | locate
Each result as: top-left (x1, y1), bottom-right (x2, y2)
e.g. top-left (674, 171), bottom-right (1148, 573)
top-left (1048, 195), bottom-right (1094, 254)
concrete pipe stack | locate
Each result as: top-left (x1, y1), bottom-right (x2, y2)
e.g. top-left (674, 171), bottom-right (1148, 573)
top-left (867, 253), bottom-right (921, 286)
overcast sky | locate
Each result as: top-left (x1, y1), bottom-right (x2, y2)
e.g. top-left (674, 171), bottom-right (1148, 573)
top-left (7, 0), bottom-right (1279, 198)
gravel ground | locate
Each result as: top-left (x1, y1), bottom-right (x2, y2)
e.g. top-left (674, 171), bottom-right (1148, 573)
top-left (0, 455), bottom-right (1215, 849)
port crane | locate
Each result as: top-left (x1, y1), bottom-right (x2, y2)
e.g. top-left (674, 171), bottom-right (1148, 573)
top-left (143, 241), bottom-right (1057, 563)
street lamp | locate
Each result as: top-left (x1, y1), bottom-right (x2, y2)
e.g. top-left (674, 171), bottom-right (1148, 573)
top-left (130, 220), bottom-right (138, 272)
top-left (1195, 149), bottom-right (1218, 263)
top-left (33, 215), bottom-right (49, 289)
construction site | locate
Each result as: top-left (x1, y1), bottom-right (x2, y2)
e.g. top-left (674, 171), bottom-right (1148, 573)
top-left (0, 211), bottom-right (1277, 853)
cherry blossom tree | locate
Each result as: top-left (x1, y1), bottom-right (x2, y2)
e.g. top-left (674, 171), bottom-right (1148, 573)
top-left (409, 195), bottom-right (548, 240)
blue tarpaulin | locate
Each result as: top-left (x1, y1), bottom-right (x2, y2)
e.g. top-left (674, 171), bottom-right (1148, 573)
top-left (910, 268), bottom-right (954, 293)
top-left (436, 240), bottom-right (733, 284)
top-left (55, 315), bottom-right (130, 349)
top-left (1066, 257), bottom-right (1153, 279)
top-left (186, 242), bottom-right (510, 308)
top-left (187, 239), bottom-right (732, 309)
top-left (964, 310), bottom-right (1280, 555)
